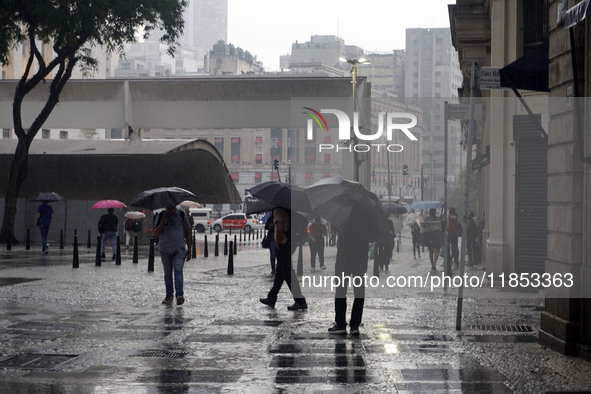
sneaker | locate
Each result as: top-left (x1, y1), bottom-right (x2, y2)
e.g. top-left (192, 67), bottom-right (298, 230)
top-left (320, 265), bottom-right (326, 270)
top-left (287, 302), bottom-right (307, 311)
top-left (176, 296), bottom-right (185, 305)
top-left (350, 327), bottom-right (360, 336)
top-left (259, 298), bottom-right (276, 308)
top-left (328, 324), bottom-right (347, 335)
top-left (162, 296), bottom-right (174, 304)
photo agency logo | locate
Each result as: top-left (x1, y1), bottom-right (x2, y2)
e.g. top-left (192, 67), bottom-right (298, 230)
top-left (302, 107), bottom-right (419, 153)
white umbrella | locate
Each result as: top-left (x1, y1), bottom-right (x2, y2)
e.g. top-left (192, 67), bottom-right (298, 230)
top-left (180, 200), bottom-right (202, 208)
top-left (124, 211), bottom-right (146, 219)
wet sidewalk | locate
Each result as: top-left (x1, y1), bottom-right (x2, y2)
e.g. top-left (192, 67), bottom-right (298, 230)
top-left (0, 230), bottom-right (590, 393)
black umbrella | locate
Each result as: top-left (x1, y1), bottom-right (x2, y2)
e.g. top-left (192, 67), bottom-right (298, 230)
top-left (247, 181), bottom-right (312, 213)
top-left (382, 202), bottom-right (408, 215)
top-left (304, 176), bottom-right (387, 241)
top-left (129, 187), bottom-right (196, 211)
top-left (32, 192), bottom-right (65, 202)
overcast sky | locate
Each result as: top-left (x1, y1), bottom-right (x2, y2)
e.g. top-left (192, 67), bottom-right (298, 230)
top-left (227, 0), bottom-right (454, 71)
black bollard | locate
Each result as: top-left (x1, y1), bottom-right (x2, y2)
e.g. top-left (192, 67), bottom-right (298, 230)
top-left (224, 234), bottom-right (228, 256)
top-left (210, 225), bottom-right (213, 235)
top-left (397, 238), bottom-right (400, 253)
top-left (204, 235), bottom-right (209, 257)
top-left (373, 248), bottom-right (380, 277)
top-left (72, 235), bottom-right (79, 268)
top-left (239, 230), bottom-right (242, 242)
top-left (87, 230), bottom-right (91, 248)
top-left (133, 235), bottom-right (139, 264)
top-left (234, 235), bottom-right (237, 255)
top-left (214, 234), bottom-right (219, 256)
top-left (115, 235), bottom-right (121, 265)
top-left (60, 229), bottom-right (64, 249)
top-left (248, 230), bottom-right (251, 242)
top-left (26, 228), bottom-right (30, 250)
top-left (6, 229), bottom-right (11, 251)
top-left (227, 241), bottom-right (234, 275)
top-left (148, 236), bottom-right (155, 272)
top-left (229, 227), bottom-right (232, 236)
top-left (95, 236), bottom-right (101, 266)
top-left (192, 234), bottom-right (197, 259)
top-left (297, 244), bottom-right (303, 276)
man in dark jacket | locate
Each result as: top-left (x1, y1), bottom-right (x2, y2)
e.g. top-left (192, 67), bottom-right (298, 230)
top-left (99, 208), bottom-right (118, 260)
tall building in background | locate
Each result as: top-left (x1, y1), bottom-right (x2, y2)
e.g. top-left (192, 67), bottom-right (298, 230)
top-left (184, 0), bottom-right (228, 53)
top-left (405, 28), bottom-right (463, 200)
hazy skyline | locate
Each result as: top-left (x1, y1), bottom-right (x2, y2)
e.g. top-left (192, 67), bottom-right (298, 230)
top-left (228, 0), bottom-right (454, 71)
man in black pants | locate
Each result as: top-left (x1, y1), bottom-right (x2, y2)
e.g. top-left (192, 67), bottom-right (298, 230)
top-left (328, 204), bottom-right (371, 336)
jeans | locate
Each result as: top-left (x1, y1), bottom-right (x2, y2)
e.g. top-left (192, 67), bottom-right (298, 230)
top-left (161, 247), bottom-right (186, 297)
top-left (39, 224), bottom-right (50, 252)
top-left (101, 231), bottom-right (117, 255)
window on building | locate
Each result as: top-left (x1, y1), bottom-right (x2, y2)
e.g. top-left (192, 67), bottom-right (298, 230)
top-left (254, 172), bottom-right (262, 184)
top-left (523, 0), bottom-right (549, 53)
top-left (255, 154), bottom-right (262, 165)
top-left (215, 137), bottom-right (224, 155)
top-left (270, 128), bottom-right (282, 163)
top-left (305, 140), bottom-right (316, 164)
top-left (59, 130), bottom-right (68, 139)
top-left (324, 154), bottom-right (330, 164)
top-left (42, 129), bottom-right (50, 139)
top-left (2, 128), bottom-right (10, 138)
top-left (305, 172), bottom-right (314, 184)
top-left (230, 172), bottom-right (239, 182)
top-left (255, 136), bottom-right (263, 149)
top-left (231, 137), bottom-right (240, 164)
top-left (323, 136), bottom-right (331, 144)
top-left (287, 128), bottom-right (299, 163)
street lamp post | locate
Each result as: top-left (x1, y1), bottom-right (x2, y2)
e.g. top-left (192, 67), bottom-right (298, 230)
top-left (339, 56), bottom-right (370, 183)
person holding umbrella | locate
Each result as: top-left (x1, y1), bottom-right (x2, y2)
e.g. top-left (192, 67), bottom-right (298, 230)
top-left (36, 202), bottom-right (54, 255)
top-left (98, 208), bottom-right (118, 260)
top-left (153, 204), bottom-right (192, 305)
top-left (259, 207), bottom-right (308, 311)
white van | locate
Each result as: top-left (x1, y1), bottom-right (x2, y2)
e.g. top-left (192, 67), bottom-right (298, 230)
top-left (189, 207), bottom-right (212, 233)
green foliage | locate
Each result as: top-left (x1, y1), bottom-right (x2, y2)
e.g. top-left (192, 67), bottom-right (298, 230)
top-left (445, 169), bottom-right (478, 216)
top-left (0, 0), bottom-right (188, 68)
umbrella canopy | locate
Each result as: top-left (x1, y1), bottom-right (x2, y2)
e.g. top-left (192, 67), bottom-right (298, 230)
top-left (409, 200), bottom-right (442, 211)
top-left (304, 176), bottom-right (387, 241)
top-left (179, 200), bottom-right (202, 208)
top-left (91, 200), bottom-right (127, 209)
top-left (124, 211), bottom-right (146, 219)
top-left (32, 192), bottom-right (65, 202)
top-left (130, 187), bottom-right (196, 211)
top-left (382, 202), bottom-right (408, 215)
top-left (247, 181), bottom-right (312, 213)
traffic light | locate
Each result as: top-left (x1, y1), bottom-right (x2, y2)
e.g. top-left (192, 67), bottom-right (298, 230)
top-left (402, 164), bottom-right (408, 176)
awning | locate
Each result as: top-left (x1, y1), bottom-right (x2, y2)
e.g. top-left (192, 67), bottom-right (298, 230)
top-left (564, 0), bottom-right (591, 29)
top-left (499, 39), bottom-right (549, 92)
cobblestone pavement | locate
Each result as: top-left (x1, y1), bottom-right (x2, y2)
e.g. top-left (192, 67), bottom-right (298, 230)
top-left (0, 228), bottom-right (590, 393)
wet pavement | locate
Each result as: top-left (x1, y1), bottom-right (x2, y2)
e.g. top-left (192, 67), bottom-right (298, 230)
top-left (1, 228), bottom-right (590, 393)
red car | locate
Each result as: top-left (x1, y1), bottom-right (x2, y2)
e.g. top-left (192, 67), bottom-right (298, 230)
top-left (212, 213), bottom-right (260, 232)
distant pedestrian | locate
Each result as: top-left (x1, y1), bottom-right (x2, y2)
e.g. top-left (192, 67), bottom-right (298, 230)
top-left (36, 202), bottom-right (53, 255)
top-left (308, 216), bottom-right (327, 270)
top-left (447, 207), bottom-right (461, 267)
top-left (153, 205), bottom-right (192, 305)
top-left (411, 222), bottom-right (421, 258)
top-left (376, 220), bottom-right (395, 271)
top-left (260, 207), bottom-right (308, 311)
top-left (423, 208), bottom-right (442, 271)
top-left (124, 217), bottom-right (134, 248)
top-left (466, 212), bottom-right (478, 266)
top-left (329, 204), bottom-right (371, 336)
top-left (98, 208), bottom-right (118, 260)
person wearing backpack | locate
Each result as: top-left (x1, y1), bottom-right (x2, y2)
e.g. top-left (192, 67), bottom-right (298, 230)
top-left (153, 205), bottom-right (192, 305)
top-left (124, 217), bottom-right (134, 248)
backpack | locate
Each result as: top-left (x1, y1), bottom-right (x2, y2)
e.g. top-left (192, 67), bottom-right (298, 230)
top-left (124, 219), bottom-right (133, 231)
top-left (132, 220), bottom-right (142, 232)
top-left (98, 215), bottom-right (107, 233)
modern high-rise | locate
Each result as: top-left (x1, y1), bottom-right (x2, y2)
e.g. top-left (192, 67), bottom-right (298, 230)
top-left (405, 28), bottom-right (463, 200)
top-left (180, 0), bottom-right (228, 52)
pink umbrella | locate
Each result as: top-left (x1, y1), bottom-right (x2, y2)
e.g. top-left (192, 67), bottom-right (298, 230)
top-left (91, 200), bottom-right (127, 209)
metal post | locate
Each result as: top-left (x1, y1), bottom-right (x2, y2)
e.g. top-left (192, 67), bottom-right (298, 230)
top-left (133, 235), bottom-right (139, 264)
top-left (87, 229), bottom-right (91, 248)
top-left (234, 235), bottom-right (237, 255)
top-left (26, 228), bottom-right (30, 250)
top-left (457, 63), bottom-right (478, 331)
top-left (420, 163), bottom-right (424, 201)
top-left (224, 234), bottom-right (228, 255)
top-left (191, 234), bottom-right (197, 259)
top-left (148, 236), bottom-right (155, 272)
top-left (227, 241), bottom-right (234, 275)
top-left (214, 234), bottom-right (219, 256)
top-left (59, 229), bottom-right (64, 249)
top-left (115, 235), bottom-right (121, 265)
top-left (444, 101), bottom-right (451, 282)
top-left (297, 245), bottom-right (303, 276)
top-left (204, 235), bottom-right (209, 257)
top-left (72, 234), bottom-right (79, 268)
